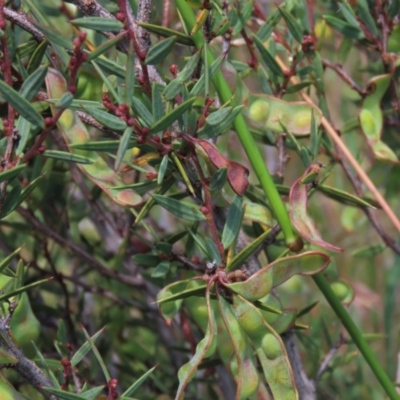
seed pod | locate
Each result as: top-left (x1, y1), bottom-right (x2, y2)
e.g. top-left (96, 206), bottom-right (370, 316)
top-left (218, 295), bottom-right (259, 400)
top-left (232, 295), bottom-right (298, 400)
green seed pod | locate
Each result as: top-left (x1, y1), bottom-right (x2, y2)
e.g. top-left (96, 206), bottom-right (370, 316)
top-left (261, 333), bottom-right (282, 360)
top-left (248, 99), bottom-right (270, 125)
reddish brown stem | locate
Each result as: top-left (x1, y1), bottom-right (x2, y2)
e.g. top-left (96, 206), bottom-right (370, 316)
top-left (191, 151), bottom-right (225, 265)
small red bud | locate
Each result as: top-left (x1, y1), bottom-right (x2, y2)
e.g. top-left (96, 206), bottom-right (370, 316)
top-left (38, 145), bottom-right (46, 154)
top-left (146, 172), bottom-right (157, 180)
top-left (153, 135), bottom-right (160, 143)
top-left (142, 127), bottom-right (150, 136)
top-left (45, 117), bottom-right (53, 126)
top-left (73, 38), bottom-right (81, 48)
top-left (200, 206), bottom-right (209, 214)
top-left (116, 12), bottom-right (125, 21)
top-left (79, 31), bottom-right (87, 41)
top-left (127, 118), bottom-right (135, 126)
top-left (247, 59), bottom-right (256, 68)
top-left (137, 136), bottom-right (145, 144)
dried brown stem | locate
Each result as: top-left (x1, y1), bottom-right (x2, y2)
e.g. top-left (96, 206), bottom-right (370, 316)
top-left (316, 334), bottom-right (346, 380)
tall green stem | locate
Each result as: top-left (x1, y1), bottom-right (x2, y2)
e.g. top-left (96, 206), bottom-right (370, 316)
top-left (175, 0), bottom-right (299, 249)
top-left (313, 274), bottom-right (399, 400)
top-left (175, 2), bottom-right (399, 399)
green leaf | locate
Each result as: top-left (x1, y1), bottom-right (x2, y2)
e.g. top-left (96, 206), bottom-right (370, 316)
top-left (357, 0), bottom-right (378, 37)
top-left (70, 140), bottom-right (136, 152)
top-left (71, 17), bottom-right (124, 32)
top-left (0, 80), bottom-right (44, 128)
top-left (152, 82), bottom-right (164, 123)
top-left (257, 9), bottom-right (281, 42)
top-left (152, 194), bottom-right (206, 221)
top-left (86, 32), bottom-right (127, 62)
top-left (157, 154), bottom-right (169, 184)
top-left (190, 54), bottom-right (225, 96)
top-left (43, 388), bottom-right (88, 400)
top-left (132, 97), bottom-right (153, 127)
top-left (222, 195), bottom-right (244, 249)
top-left (0, 185), bottom-right (21, 219)
top-left (316, 185), bottom-right (376, 208)
top-left (278, 7), bottom-right (304, 42)
top-left (352, 244), bottom-right (386, 258)
top-left (0, 164), bottom-right (26, 184)
top-left (205, 238), bottom-right (221, 265)
top-left (80, 386), bottom-right (106, 400)
top-left (125, 42), bottom-right (135, 106)
top-left (0, 246), bottom-right (22, 275)
top-left (324, 15), bottom-right (364, 40)
top-left (121, 365), bottom-right (158, 397)
top-left (56, 92), bottom-right (74, 109)
top-left (0, 278), bottom-right (50, 303)
top-left (34, 23), bottom-right (73, 49)
top-left (210, 167), bottom-right (227, 191)
top-left (177, 50), bottom-right (202, 83)
top-left (19, 65), bottom-right (48, 101)
top-left (253, 35), bottom-right (283, 77)
top-left (151, 260), bottom-right (171, 277)
top-left (150, 97), bottom-right (196, 133)
top-left (95, 56), bottom-right (126, 79)
top-left (206, 106), bottom-right (234, 126)
top-left (27, 40), bottom-right (48, 75)
top-left (42, 150), bottom-right (94, 164)
top-left (138, 22), bottom-right (194, 46)
top-left (163, 79), bottom-right (182, 101)
top-left (227, 227), bottom-right (272, 272)
top-left (145, 36), bottom-right (177, 65)
top-left (71, 328), bottom-right (104, 367)
top-left (81, 325), bottom-right (110, 381)
top-left (85, 107), bottom-right (127, 131)
top-left (115, 127), bottom-right (134, 170)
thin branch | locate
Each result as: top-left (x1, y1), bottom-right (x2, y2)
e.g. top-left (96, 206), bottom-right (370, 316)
top-left (283, 331), bottom-right (316, 400)
top-left (322, 59), bottom-right (366, 96)
top-left (340, 153), bottom-right (400, 255)
top-left (17, 207), bottom-right (145, 287)
top-left (316, 334), bottom-right (346, 380)
top-left (3, 7), bottom-right (46, 42)
top-left (0, 317), bottom-right (56, 399)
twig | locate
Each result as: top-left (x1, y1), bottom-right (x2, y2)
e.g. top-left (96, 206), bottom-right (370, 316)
top-left (322, 59), bottom-right (366, 96)
top-left (283, 331), bottom-right (316, 400)
top-left (316, 333), bottom-right (346, 380)
top-left (3, 7), bottom-right (46, 42)
top-left (340, 153), bottom-right (400, 255)
top-left (275, 56), bottom-right (400, 234)
top-left (17, 207), bottom-right (145, 287)
top-left (0, 317), bottom-right (56, 399)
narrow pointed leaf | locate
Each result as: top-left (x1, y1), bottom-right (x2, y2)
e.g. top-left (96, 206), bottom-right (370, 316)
top-left (146, 36), bottom-right (177, 65)
top-left (121, 365), bottom-right (158, 396)
top-left (0, 164), bottom-right (26, 184)
top-left (43, 150), bottom-right (94, 164)
top-left (138, 22), bottom-right (194, 46)
top-left (71, 328), bottom-right (104, 367)
top-left (152, 194), bottom-right (206, 221)
top-left (157, 280), bottom-right (190, 324)
top-left (0, 80), bottom-right (44, 128)
top-left (150, 97), bottom-right (196, 133)
top-left (19, 65), bottom-right (48, 101)
top-left (222, 195), bottom-right (244, 249)
top-left (253, 35), bottom-right (283, 77)
top-left (85, 107), bottom-right (127, 131)
top-left (115, 127), bottom-right (134, 170)
top-left (71, 17), bottom-right (124, 32)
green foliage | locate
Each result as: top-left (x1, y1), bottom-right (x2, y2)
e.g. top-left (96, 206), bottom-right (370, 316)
top-left (0, 0), bottom-right (399, 399)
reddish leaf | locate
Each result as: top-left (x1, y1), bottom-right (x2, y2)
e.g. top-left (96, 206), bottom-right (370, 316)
top-left (289, 165), bottom-right (343, 252)
top-left (183, 135), bottom-right (249, 196)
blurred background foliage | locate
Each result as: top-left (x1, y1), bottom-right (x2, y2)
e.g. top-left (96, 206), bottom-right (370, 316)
top-left (0, 0), bottom-right (399, 399)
